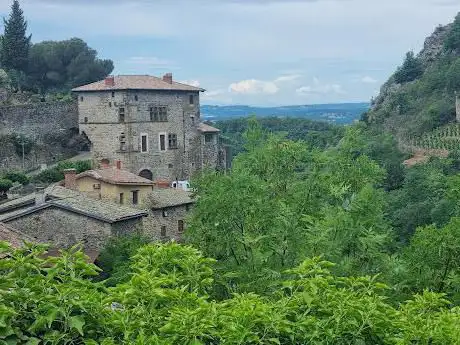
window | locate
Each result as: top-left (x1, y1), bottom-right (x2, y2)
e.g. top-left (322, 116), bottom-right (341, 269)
top-left (120, 133), bottom-right (127, 151)
top-left (141, 133), bottom-right (148, 153)
top-left (119, 193), bottom-right (124, 204)
top-left (132, 190), bottom-right (139, 205)
top-left (159, 134), bottom-right (166, 151)
top-left (109, 102), bottom-right (112, 107)
top-left (190, 115), bottom-right (195, 124)
top-left (205, 133), bottom-right (213, 143)
top-left (149, 106), bottom-right (168, 122)
top-left (93, 183), bottom-right (101, 190)
top-left (84, 117), bottom-right (88, 123)
top-left (119, 107), bottom-right (125, 122)
top-left (162, 209), bottom-right (168, 217)
top-left (134, 95), bottom-right (138, 101)
top-left (112, 91), bottom-right (115, 98)
top-left (168, 134), bottom-right (178, 149)
top-left (178, 220), bottom-right (184, 233)
top-left (168, 163), bottom-right (173, 169)
top-left (189, 94), bottom-right (194, 105)
top-left (161, 226), bottom-right (167, 237)
top-left (80, 96), bottom-right (84, 102)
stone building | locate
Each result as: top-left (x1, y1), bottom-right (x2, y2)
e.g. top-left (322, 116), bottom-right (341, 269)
top-left (0, 185), bottom-right (147, 253)
top-left (69, 162), bottom-right (155, 206)
top-left (143, 188), bottom-right (195, 241)
top-left (72, 74), bottom-right (224, 182)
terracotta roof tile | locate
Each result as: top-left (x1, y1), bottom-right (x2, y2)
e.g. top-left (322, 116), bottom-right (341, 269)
top-left (72, 75), bottom-right (205, 92)
top-left (77, 167), bottom-right (155, 185)
top-left (198, 123), bottom-right (221, 133)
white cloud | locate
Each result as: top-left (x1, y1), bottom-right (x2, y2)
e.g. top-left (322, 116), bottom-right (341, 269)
top-left (361, 76), bottom-right (378, 84)
top-left (178, 80), bottom-right (200, 87)
top-left (229, 79), bottom-right (279, 94)
top-left (296, 78), bottom-right (346, 96)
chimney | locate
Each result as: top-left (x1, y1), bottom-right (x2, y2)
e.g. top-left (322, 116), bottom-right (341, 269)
top-left (105, 76), bottom-right (115, 87)
top-left (162, 73), bottom-right (173, 84)
top-left (35, 187), bottom-right (46, 205)
top-left (64, 169), bottom-right (77, 191)
top-left (115, 160), bottom-right (122, 170)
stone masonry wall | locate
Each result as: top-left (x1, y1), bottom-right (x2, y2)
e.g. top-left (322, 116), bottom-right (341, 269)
top-left (77, 90), bottom-right (215, 181)
top-left (5, 206), bottom-right (143, 251)
top-left (142, 204), bottom-right (191, 242)
top-left (0, 101), bottom-right (78, 138)
top-left (0, 101), bottom-right (80, 171)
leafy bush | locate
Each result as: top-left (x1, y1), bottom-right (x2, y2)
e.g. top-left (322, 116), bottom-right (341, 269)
top-left (0, 178), bottom-right (13, 196)
top-left (32, 160), bottom-right (92, 183)
top-left (1, 171), bottom-right (29, 185)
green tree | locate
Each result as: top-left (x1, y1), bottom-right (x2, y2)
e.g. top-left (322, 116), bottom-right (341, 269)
top-left (394, 51), bottom-right (424, 84)
top-left (445, 12), bottom-right (460, 51)
top-left (1, 0), bottom-right (31, 72)
top-left (26, 38), bottom-right (114, 93)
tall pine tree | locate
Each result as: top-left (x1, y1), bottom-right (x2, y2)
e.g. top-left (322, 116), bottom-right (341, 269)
top-left (1, 0), bottom-right (31, 72)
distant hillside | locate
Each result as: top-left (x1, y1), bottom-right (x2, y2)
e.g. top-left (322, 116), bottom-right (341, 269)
top-left (201, 103), bottom-right (369, 124)
top-left (365, 13), bottom-right (460, 148)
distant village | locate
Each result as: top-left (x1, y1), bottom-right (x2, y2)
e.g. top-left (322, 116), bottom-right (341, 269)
top-left (0, 73), bottom-right (228, 262)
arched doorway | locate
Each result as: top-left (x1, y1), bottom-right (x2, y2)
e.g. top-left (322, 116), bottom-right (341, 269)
top-left (139, 169), bottom-right (153, 181)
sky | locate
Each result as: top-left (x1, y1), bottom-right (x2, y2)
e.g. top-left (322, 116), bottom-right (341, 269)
top-left (0, 0), bottom-right (459, 106)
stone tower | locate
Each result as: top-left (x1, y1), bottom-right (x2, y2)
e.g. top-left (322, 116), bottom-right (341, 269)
top-left (72, 74), bottom-right (222, 182)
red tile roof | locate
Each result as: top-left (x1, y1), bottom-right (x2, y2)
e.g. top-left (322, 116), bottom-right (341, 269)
top-left (77, 167), bottom-right (155, 186)
top-left (198, 123), bottom-right (221, 133)
top-left (72, 75), bottom-right (205, 92)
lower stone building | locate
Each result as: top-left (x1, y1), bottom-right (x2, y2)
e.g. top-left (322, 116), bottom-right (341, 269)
top-left (143, 187), bottom-right (195, 241)
top-left (0, 185), bottom-right (147, 254)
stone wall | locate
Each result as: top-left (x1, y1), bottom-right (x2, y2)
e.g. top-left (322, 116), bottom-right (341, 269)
top-left (5, 206), bottom-right (143, 251)
top-left (0, 100), bottom-right (80, 172)
top-left (143, 204), bottom-right (191, 241)
top-left (0, 101), bottom-right (78, 138)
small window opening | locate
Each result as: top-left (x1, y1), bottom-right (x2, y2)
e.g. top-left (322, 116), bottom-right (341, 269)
top-left (84, 117), bottom-right (88, 123)
top-left (141, 134), bottom-right (148, 153)
top-left (112, 91), bottom-right (115, 98)
top-left (159, 134), bottom-right (166, 151)
top-left (161, 226), bottom-right (167, 237)
top-left (178, 220), bottom-right (184, 233)
top-left (189, 94), bottom-right (194, 105)
top-left (132, 190), bottom-right (139, 205)
top-left (135, 95), bottom-right (138, 101)
top-left (205, 133), bottom-right (213, 143)
top-left (80, 96), bottom-right (84, 102)
top-left (119, 193), bottom-right (124, 204)
top-left (119, 107), bottom-right (125, 122)
top-left (168, 133), bottom-right (178, 149)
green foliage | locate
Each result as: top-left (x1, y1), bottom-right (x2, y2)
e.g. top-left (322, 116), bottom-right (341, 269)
top-left (0, 178), bottom-right (13, 195)
top-left (368, 19), bottom-right (460, 139)
top-left (1, 170), bottom-right (29, 185)
top-left (0, 0), bottom-right (31, 73)
top-left (215, 116), bottom-right (344, 158)
top-left (2, 242), bottom-right (460, 344)
top-left (394, 51), bottom-right (424, 84)
top-left (26, 38), bottom-right (114, 93)
top-left (32, 160), bottom-right (92, 183)
top-left (96, 234), bottom-right (150, 286)
top-left (445, 13), bottom-right (460, 51)
top-left (187, 122), bottom-right (391, 295)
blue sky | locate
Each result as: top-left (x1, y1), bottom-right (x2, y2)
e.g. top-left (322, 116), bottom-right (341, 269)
top-left (0, 0), bottom-right (458, 106)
